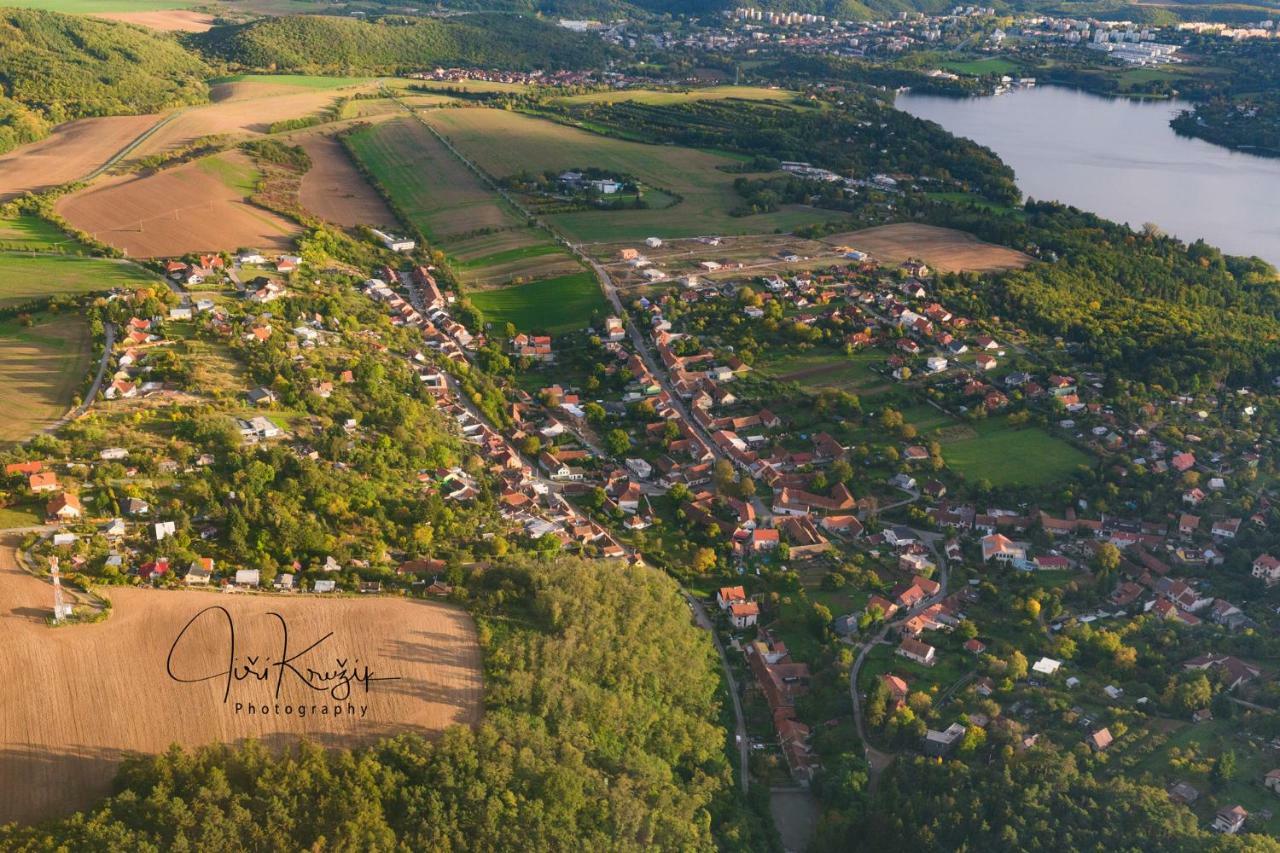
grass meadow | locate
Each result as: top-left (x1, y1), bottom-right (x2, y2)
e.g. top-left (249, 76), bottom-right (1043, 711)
top-left (421, 108), bottom-right (833, 243)
top-left (344, 117), bottom-right (579, 286)
top-left (0, 253), bottom-right (159, 308)
top-left (0, 312), bottom-right (91, 445)
top-left (468, 271), bottom-right (607, 333)
top-left (933, 415), bottom-right (1092, 487)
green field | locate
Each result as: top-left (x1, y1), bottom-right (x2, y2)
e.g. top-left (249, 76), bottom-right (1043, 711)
top-left (197, 153), bottom-right (259, 195)
top-left (553, 86), bottom-right (799, 106)
top-left (757, 349), bottom-right (886, 393)
top-left (456, 244), bottom-right (566, 270)
top-left (0, 216), bottom-right (81, 252)
top-left (421, 108), bottom-right (833, 243)
top-left (939, 416), bottom-right (1092, 487)
top-left (857, 639), bottom-right (972, 700)
top-left (0, 313), bottom-right (92, 446)
top-left (0, 505), bottom-right (40, 527)
top-left (212, 74), bottom-right (373, 89)
top-left (468, 271), bottom-right (608, 333)
top-left (941, 58), bottom-right (1021, 77)
top-left (397, 79), bottom-right (535, 95)
top-left (0, 254), bottom-right (160, 308)
top-left (345, 117), bottom-right (580, 286)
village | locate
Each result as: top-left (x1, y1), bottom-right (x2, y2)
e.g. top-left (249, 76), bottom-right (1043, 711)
top-left (6, 218), bottom-right (1280, 840)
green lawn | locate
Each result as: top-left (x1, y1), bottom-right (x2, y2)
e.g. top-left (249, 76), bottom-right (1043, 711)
top-left (756, 348), bottom-right (885, 393)
top-left (0, 312), bottom-right (92, 446)
top-left (0, 254), bottom-right (160, 308)
top-left (553, 86), bottom-right (799, 106)
top-left (941, 57), bottom-right (1021, 77)
top-left (858, 640), bottom-right (971, 700)
top-left (212, 74), bottom-right (373, 90)
top-left (422, 108), bottom-right (835, 243)
top-left (345, 117), bottom-right (581, 286)
top-left (469, 271), bottom-right (608, 334)
top-left (901, 403), bottom-right (955, 434)
top-left (941, 417), bottom-right (1092, 487)
top-left (197, 153), bottom-right (259, 196)
top-left (456, 243), bottom-right (566, 270)
top-left (0, 505), bottom-right (40, 528)
top-left (926, 192), bottom-right (1024, 218)
top-left (0, 216), bottom-right (81, 252)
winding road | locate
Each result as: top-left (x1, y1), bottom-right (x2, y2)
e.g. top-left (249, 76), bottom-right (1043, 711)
top-left (848, 524), bottom-right (949, 789)
top-left (401, 95), bottom-right (766, 791)
top-left (41, 320), bottom-right (115, 438)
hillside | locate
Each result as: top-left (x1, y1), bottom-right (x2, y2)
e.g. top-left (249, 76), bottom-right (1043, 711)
top-left (423, 0), bottom-right (1278, 23)
top-left (0, 556), bottom-right (765, 849)
top-left (193, 13), bottom-right (617, 73)
top-left (0, 8), bottom-right (209, 156)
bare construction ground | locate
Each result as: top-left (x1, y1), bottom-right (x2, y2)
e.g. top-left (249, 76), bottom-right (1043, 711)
top-left (823, 223), bottom-right (1033, 273)
top-left (296, 133), bottom-right (396, 229)
top-left (0, 537), bottom-right (483, 825)
top-left (0, 115), bottom-right (161, 202)
top-left (56, 152), bottom-right (300, 257)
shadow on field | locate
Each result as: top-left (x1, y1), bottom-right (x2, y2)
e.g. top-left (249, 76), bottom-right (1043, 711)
top-left (0, 742), bottom-right (137, 826)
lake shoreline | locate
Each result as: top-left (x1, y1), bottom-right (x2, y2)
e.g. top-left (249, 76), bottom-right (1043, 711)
top-left (896, 85), bottom-right (1280, 268)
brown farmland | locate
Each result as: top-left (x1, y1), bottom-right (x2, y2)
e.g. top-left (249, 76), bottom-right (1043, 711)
top-left (825, 223), bottom-right (1033, 273)
top-left (129, 85), bottom-right (368, 161)
top-left (0, 538), bottom-right (484, 825)
top-left (56, 153), bottom-right (300, 257)
top-left (92, 10), bottom-right (216, 31)
top-left (0, 115), bottom-right (160, 202)
top-left (297, 133), bottom-right (396, 229)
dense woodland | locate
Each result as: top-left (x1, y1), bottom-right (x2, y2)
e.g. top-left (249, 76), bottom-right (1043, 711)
top-left (816, 749), bottom-right (1280, 851)
top-left (193, 14), bottom-right (617, 73)
top-left (0, 10), bottom-right (208, 154)
top-left (0, 557), bottom-right (765, 851)
top-left (1172, 94), bottom-right (1280, 157)
top-left (927, 201), bottom-right (1280, 390)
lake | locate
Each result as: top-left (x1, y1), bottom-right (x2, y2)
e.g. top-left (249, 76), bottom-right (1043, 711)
top-left (896, 85), bottom-right (1280, 267)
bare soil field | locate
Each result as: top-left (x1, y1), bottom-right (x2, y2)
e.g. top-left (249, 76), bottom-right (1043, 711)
top-left (823, 223), bottom-right (1033, 273)
top-left (0, 537), bottom-right (483, 825)
top-left (296, 133), bottom-right (396, 229)
top-left (56, 152), bottom-right (300, 257)
top-left (0, 115), bottom-right (160, 202)
top-left (129, 86), bottom-right (362, 161)
top-left (92, 9), bottom-right (215, 30)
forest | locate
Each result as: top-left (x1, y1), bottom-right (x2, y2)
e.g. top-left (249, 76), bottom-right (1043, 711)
top-left (1172, 94), bottom-right (1280, 157)
top-left (814, 748), bottom-right (1280, 851)
top-left (193, 14), bottom-right (618, 74)
top-left (926, 201), bottom-right (1280, 390)
top-left (0, 556), bottom-right (766, 851)
top-left (0, 10), bottom-right (209, 154)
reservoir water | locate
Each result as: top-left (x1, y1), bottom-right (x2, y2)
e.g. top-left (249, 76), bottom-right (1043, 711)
top-left (896, 85), bottom-right (1280, 268)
